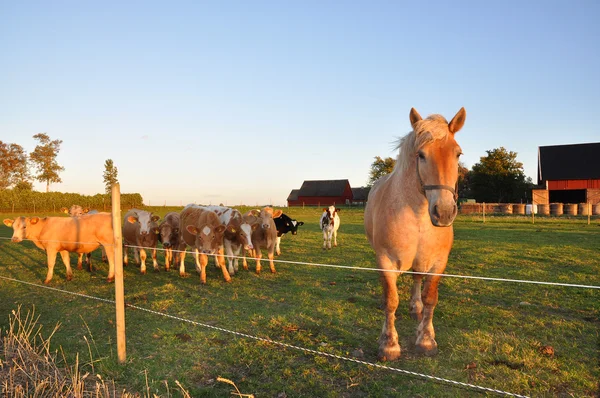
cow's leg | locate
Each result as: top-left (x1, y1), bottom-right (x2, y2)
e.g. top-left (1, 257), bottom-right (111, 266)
top-left (267, 244), bottom-right (276, 273)
top-left (77, 253), bottom-right (84, 270)
top-left (378, 256), bottom-right (401, 361)
top-left (198, 253), bottom-right (208, 284)
top-left (410, 274), bottom-right (424, 321)
top-left (86, 253), bottom-right (93, 272)
top-left (165, 247), bottom-right (172, 271)
top-left (134, 247), bottom-right (140, 265)
top-left (104, 244), bottom-right (115, 282)
top-left (333, 228), bottom-right (338, 247)
top-left (255, 248), bottom-right (262, 274)
top-left (223, 240), bottom-right (235, 275)
top-left (232, 244), bottom-right (242, 273)
top-left (322, 229), bottom-right (328, 250)
top-left (123, 245), bottom-right (129, 266)
top-left (327, 230), bottom-right (333, 250)
top-left (415, 273), bottom-right (443, 356)
top-left (139, 248), bottom-right (147, 274)
top-left (178, 245), bottom-right (188, 277)
top-left (275, 236), bottom-right (281, 256)
top-left (242, 249), bottom-right (250, 271)
top-left (152, 248), bottom-right (158, 271)
top-left (44, 249), bottom-right (59, 284)
top-left (60, 250), bottom-right (73, 282)
top-left (101, 247), bottom-right (107, 262)
top-left (218, 252), bottom-right (232, 283)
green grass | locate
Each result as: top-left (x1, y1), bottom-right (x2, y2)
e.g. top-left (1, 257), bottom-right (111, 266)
top-left (0, 208), bottom-right (598, 397)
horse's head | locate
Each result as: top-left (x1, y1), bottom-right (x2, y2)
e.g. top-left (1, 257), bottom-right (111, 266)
top-left (409, 107), bottom-right (466, 227)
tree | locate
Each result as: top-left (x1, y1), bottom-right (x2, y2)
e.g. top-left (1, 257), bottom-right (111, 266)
top-left (457, 161), bottom-right (471, 199)
top-left (103, 159), bottom-right (119, 194)
top-left (0, 141), bottom-right (30, 190)
top-left (30, 133), bottom-right (65, 192)
top-left (469, 147), bottom-right (532, 203)
top-left (368, 156), bottom-right (396, 186)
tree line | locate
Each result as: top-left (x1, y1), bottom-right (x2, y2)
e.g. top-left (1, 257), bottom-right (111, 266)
top-left (0, 134), bottom-right (119, 194)
top-left (369, 147), bottom-right (535, 203)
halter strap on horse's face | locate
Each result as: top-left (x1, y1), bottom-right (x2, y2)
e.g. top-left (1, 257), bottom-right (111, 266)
top-left (415, 156), bottom-right (458, 201)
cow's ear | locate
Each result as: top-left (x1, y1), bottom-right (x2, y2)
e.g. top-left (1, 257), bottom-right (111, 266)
top-left (251, 209), bottom-right (260, 217)
top-left (273, 210), bottom-right (283, 218)
top-left (83, 208), bottom-right (90, 214)
top-left (60, 207), bottom-right (68, 214)
top-left (215, 225), bottom-right (226, 234)
top-left (244, 215), bottom-right (257, 225)
top-left (322, 208), bottom-right (327, 212)
top-left (227, 224), bottom-right (237, 233)
top-left (30, 217), bottom-right (40, 224)
top-left (335, 209), bottom-right (341, 213)
top-left (151, 215), bottom-right (160, 222)
top-left (186, 225), bottom-right (199, 235)
top-left (3, 219), bottom-right (14, 227)
top-left (127, 215), bottom-right (138, 224)
top-left (298, 221), bottom-right (304, 226)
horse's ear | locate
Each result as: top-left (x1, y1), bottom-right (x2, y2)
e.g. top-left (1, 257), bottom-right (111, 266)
top-left (448, 107), bottom-right (466, 134)
top-left (409, 108), bottom-right (422, 128)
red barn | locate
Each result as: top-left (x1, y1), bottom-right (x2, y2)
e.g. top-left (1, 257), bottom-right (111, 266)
top-left (287, 179), bottom-right (353, 207)
top-left (535, 142), bottom-right (600, 205)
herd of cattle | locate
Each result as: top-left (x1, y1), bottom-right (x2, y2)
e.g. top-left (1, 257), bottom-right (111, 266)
top-left (2, 204), bottom-right (342, 285)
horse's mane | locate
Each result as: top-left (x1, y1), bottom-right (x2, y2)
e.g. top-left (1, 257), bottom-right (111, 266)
top-left (394, 114), bottom-right (450, 175)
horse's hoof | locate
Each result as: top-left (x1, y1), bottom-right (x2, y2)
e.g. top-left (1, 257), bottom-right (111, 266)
top-left (415, 339), bottom-right (438, 356)
top-left (378, 344), bottom-right (401, 361)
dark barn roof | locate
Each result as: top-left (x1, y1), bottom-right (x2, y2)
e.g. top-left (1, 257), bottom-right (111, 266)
top-left (287, 189), bottom-right (300, 201)
top-left (538, 142), bottom-right (600, 183)
top-left (351, 186), bottom-right (371, 201)
top-left (297, 179), bottom-right (350, 197)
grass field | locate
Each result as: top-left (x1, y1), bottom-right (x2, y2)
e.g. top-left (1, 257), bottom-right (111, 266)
top-left (0, 207), bottom-right (598, 397)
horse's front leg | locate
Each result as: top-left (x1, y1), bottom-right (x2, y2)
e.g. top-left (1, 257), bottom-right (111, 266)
top-left (378, 258), bottom-right (401, 361)
top-left (415, 274), bottom-right (442, 356)
top-left (409, 274), bottom-right (424, 321)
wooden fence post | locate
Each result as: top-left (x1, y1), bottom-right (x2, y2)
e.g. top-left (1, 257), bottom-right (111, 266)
top-left (588, 202), bottom-right (591, 225)
top-left (111, 183), bottom-right (126, 364)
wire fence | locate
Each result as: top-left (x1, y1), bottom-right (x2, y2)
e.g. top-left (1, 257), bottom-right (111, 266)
top-left (0, 274), bottom-right (530, 398)
top-left (0, 229), bottom-right (597, 397)
top-left (1, 236), bottom-right (598, 290)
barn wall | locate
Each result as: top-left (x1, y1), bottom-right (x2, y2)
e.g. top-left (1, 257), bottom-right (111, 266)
top-left (587, 189), bottom-right (600, 205)
top-left (548, 179), bottom-right (600, 190)
top-left (294, 196), bottom-right (351, 206)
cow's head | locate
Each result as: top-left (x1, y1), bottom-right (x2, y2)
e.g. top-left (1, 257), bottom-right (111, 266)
top-left (158, 220), bottom-right (179, 248)
top-left (257, 207), bottom-right (283, 229)
top-left (321, 207), bottom-right (338, 230)
top-left (3, 216), bottom-right (39, 243)
top-left (233, 213), bottom-right (259, 250)
top-left (127, 211), bottom-right (160, 236)
top-left (63, 205), bottom-right (88, 217)
top-left (186, 212), bottom-right (226, 254)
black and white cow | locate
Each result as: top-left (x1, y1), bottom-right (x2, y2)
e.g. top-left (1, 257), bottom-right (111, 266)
top-left (273, 213), bottom-right (304, 256)
top-left (320, 205), bottom-right (340, 250)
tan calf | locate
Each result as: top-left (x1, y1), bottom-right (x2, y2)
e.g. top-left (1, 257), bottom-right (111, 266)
top-left (122, 209), bottom-right (160, 274)
top-left (178, 204), bottom-right (229, 284)
top-left (3, 214), bottom-right (116, 284)
top-left (242, 207), bottom-right (282, 274)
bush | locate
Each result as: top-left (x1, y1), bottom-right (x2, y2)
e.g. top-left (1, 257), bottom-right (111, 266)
top-left (0, 190), bottom-right (144, 212)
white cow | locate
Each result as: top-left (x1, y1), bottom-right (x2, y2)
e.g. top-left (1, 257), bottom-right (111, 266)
top-left (320, 205), bottom-right (340, 250)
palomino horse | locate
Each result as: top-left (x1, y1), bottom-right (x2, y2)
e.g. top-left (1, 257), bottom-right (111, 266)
top-left (364, 107), bottom-right (465, 360)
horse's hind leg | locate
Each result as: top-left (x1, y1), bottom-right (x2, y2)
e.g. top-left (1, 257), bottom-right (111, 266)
top-left (415, 274), bottom-right (442, 356)
top-left (409, 274), bottom-right (424, 321)
top-left (378, 258), bottom-right (401, 361)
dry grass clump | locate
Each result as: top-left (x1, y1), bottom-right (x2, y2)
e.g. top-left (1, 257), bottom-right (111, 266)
top-left (0, 306), bottom-right (192, 397)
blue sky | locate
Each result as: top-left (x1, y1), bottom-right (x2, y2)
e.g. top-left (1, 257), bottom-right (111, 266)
top-left (1, 1), bottom-right (599, 206)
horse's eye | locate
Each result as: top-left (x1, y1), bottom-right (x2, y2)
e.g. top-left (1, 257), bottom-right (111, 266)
top-left (417, 151), bottom-right (425, 160)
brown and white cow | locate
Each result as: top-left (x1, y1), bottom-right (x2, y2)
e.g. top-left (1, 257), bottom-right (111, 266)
top-left (122, 209), bottom-right (160, 274)
top-left (178, 204), bottom-right (229, 284)
top-left (61, 205), bottom-right (107, 269)
top-left (203, 205), bottom-right (258, 275)
top-left (242, 207), bottom-right (282, 274)
top-left (3, 214), bottom-right (116, 284)
top-left (158, 211), bottom-right (180, 271)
